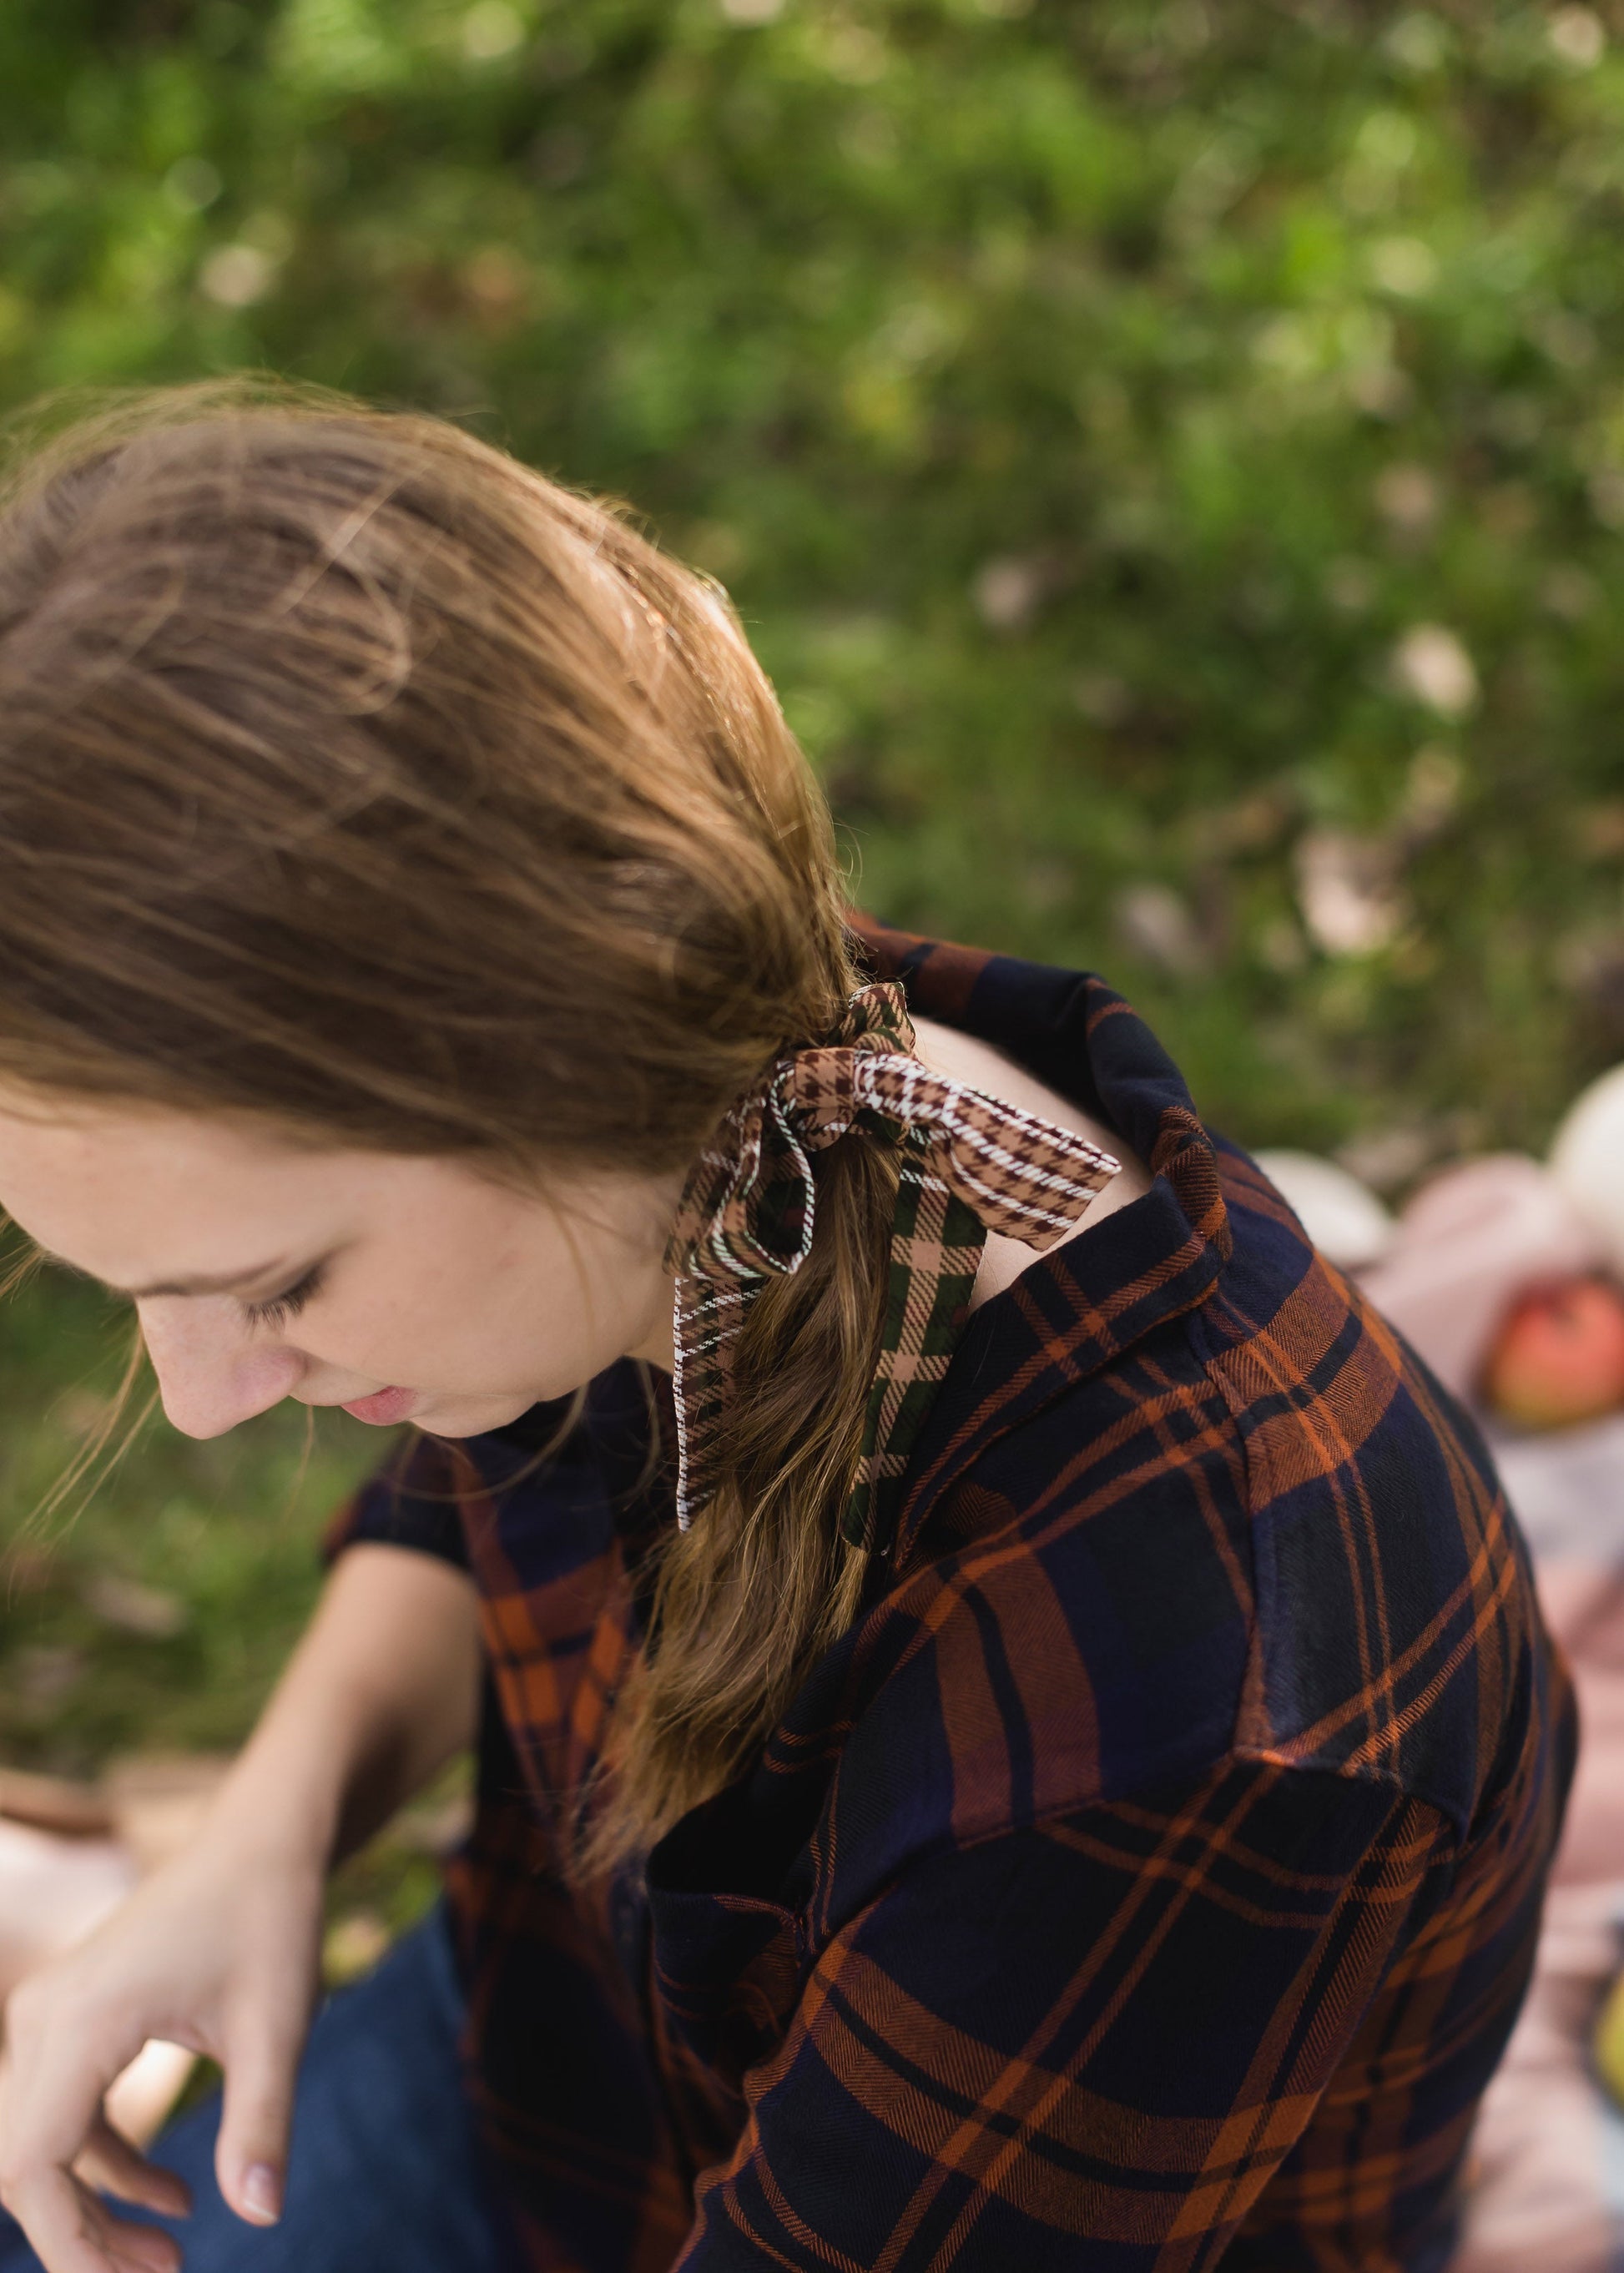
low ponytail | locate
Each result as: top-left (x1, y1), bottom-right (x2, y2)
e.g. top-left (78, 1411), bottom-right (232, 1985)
top-left (598, 1120), bottom-right (901, 1866)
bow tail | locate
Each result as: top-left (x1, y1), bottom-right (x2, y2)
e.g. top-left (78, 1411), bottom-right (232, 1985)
top-left (672, 1273), bottom-right (750, 1530)
top-left (841, 1142), bottom-right (987, 1554)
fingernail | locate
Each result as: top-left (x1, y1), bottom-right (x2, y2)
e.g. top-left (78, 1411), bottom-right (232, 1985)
top-left (121, 2234), bottom-right (179, 2273)
top-left (241, 2164), bottom-right (281, 2224)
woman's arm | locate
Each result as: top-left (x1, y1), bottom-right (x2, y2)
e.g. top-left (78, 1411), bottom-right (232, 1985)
top-left (204, 1537), bottom-right (482, 1875)
top-left (0, 1541), bottom-right (481, 2273)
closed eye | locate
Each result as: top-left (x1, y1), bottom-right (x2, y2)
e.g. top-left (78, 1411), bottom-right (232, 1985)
top-left (242, 1262), bottom-right (327, 1332)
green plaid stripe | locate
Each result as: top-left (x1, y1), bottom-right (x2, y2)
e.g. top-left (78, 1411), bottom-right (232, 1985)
top-left (666, 981), bottom-right (1118, 1550)
top-left (842, 1146), bottom-right (987, 1550)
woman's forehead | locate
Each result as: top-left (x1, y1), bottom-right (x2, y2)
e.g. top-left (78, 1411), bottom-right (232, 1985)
top-left (0, 1098), bottom-right (381, 1279)
top-left (0, 1089), bottom-right (335, 1182)
top-left (0, 1088), bottom-right (649, 1287)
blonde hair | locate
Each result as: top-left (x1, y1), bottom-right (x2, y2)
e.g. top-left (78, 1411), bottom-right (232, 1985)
top-left (0, 381), bottom-right (895, 1864)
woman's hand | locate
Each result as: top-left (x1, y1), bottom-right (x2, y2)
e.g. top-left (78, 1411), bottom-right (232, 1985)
top-left (0, 1823), bottom-right (325, 2273)
top-left (0, 1541), bottom-right (480, 2273)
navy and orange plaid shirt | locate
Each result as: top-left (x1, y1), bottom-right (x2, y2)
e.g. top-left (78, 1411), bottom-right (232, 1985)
top-left (326, 918), bottom-right (1575, 2272)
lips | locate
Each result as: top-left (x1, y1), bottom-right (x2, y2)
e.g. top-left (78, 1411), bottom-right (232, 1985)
top-left (340, 1385), bottom-right (419, 1425)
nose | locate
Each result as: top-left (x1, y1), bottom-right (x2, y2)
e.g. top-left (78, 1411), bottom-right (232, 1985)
top-left (137, 1298), bottom-right (305, 1439)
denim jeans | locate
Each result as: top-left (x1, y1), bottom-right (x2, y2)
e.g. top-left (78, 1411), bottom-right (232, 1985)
top-left (0, 1903), bottom-right (512, 2273)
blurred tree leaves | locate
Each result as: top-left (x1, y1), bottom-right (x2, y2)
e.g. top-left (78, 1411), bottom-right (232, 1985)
top-left (3, 0), bottom-right (1624, 1155)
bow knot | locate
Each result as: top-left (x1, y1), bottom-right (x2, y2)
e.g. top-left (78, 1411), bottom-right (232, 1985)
top-left (665, 981), bottom-right (1119, 1551)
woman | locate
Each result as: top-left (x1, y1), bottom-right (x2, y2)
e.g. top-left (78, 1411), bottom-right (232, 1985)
top-left (0, 388), bottom-right (1573, 2273)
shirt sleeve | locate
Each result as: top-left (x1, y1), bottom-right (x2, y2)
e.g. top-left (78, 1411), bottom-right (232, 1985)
top-left (675, 1758), bottom-right (1468, 2272)
top-left (320, 1429), bottom-right (473, 1571)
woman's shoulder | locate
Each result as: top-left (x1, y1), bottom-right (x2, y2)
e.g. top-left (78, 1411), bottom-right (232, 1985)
top-left (845, 1134), bottom-right (1554, 1867)
top-left (1196, 1139), bottom-right (1549, 1837)
top-left (910, 1010), bottom-right (1154, 1312)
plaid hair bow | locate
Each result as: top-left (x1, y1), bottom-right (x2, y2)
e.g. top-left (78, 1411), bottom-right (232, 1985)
top-left (663, 980), bottom-right (1121, 1555)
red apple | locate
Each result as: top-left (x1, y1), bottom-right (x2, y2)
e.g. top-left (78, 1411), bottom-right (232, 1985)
top-left (1482, 1276), bottom-right (1624, 1429)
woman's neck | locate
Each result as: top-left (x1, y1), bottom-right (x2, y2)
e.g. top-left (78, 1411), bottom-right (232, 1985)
top-left (908, 1012), bottom-right (1152, 1310)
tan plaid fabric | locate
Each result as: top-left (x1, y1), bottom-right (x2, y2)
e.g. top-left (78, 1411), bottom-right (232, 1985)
top-left (663, 980), bottom-right (1120, 1550)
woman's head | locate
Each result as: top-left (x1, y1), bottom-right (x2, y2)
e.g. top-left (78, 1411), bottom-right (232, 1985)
top-left (0, 382), bottom-right (896, 1855)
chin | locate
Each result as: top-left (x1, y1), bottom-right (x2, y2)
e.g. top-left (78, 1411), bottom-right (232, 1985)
top-left (409, 1390), bottom-right (549, 1439)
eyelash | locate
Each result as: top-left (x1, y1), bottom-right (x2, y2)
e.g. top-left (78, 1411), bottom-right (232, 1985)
top-left (242, 1263), bottom-right (327, 1332)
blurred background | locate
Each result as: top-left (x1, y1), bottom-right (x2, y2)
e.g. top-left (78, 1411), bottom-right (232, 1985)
top-left (3, 0), bottom-right (1624, 2207)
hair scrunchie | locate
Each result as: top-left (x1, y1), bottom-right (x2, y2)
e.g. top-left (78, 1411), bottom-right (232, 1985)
top-left (663, 980), bottom-right (1121, 1555)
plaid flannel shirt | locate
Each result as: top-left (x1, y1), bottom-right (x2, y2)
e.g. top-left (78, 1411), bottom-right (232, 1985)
top-left (325, 917), bottom-right (1575, 2272)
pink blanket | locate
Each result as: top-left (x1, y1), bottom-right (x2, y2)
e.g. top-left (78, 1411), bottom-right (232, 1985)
top-left (1455, 1416), bottom-right (1624, 2270)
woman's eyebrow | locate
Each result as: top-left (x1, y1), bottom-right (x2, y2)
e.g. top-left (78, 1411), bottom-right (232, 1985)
top-left (38, 1248), bottom-right (300, 1300)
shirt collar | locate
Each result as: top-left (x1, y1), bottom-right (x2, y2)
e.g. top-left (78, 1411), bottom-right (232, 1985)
top-left (848, 915), bottom-right (1232, 1567)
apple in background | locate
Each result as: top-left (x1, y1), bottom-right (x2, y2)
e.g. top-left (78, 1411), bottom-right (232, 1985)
top-left (1482, 1276), bottom-right (1624, 1430)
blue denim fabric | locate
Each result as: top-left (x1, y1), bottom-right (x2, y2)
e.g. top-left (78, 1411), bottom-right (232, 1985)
top-left (0, 1903), bottom-right (511, 2273)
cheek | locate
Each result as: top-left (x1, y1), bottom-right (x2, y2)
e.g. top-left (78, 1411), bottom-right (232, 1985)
top-left (295, 1172), bottom-right (673, 1399)
top-left (302, 1231), bottom-right (602, 1387)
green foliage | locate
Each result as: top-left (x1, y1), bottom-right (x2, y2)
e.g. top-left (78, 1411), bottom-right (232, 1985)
top-left (8, 0), bottom-right (1624, 1156)
top-left (3, 0), bottom-right (1624, 1754)
top-left (0, 1273), bottom-right (373, 1771)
